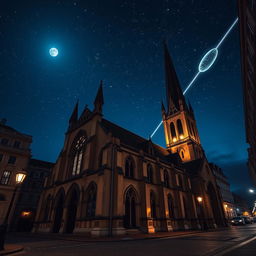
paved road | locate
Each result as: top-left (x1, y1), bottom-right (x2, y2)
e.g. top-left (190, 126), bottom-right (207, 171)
top-left (7, 224), bottom-right (256, 256)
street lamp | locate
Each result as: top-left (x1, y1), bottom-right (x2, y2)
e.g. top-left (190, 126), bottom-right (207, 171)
top-left (249, 189), bottom-right (255, 193)
top-left (0, 171), bottom-right (27, 250)
top-left (197, 196), bottom-right (203, 203)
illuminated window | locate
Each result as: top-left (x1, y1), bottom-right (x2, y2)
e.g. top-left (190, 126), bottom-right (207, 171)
top-left (8, 156), bottom-right (16, 164)
top-left (125, 157), bottom-right (134, 178)
top-left (72, 135), bottom-right (86, 176)
top-left (147, 164), bottom-right (153, 183)
top-left (86, 183), bottom-right (97, 217)
top-left (0, 171), bottom-right (11, 185)
top-left (163, 170), bottom-right (169, 188)
top-left (177, 119), bottom-right (184, 137)
top-left (170, 122), bottom-right (177, 140)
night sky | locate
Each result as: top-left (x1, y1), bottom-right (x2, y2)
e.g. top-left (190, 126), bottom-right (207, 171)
top-left (0, 1), bottom-right (254, 202)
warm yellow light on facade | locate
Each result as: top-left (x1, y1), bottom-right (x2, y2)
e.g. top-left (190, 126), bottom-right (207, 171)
top-left (224, 204), bottom-right (228, 208)
top-left (197, 196), bottom-right (203, 203)
top-left (15, 171), bottom-right (27, 184)
top-left (179, 135), bottom-right (184, 139)
top-left (173, 137), bottom-right (177, 142)
top-left (21, 211), bottom-right (32, 217)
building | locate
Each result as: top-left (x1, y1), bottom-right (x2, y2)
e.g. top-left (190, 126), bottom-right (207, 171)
top-left (233, 193), bottom-right (252, 216)
top-left (238, 0), bottom-right (256, 185)
top-left (33, 43), bottom-right (226, 236)
top-left (210, 163), bottom-right (235, 219)
top-left (11, 159), bottom-right (53, 232)
top-left (0, 119), bottom-right (32, 226)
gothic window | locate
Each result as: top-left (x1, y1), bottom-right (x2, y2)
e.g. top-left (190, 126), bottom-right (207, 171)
top-left (177, 119), bottom-right (184, 138)
top-left (71, 135), bottom-right (86, 176)
top-left (147, 164), bottom-right (153, 183)
top-left (0, 171), bottom-right (11, 185)
top-left (167, 194), bottom-right (174, 218)
top-left (163, 170), bottom-right (169, 188)
top-left (124, 187), bottom-right (137, 228)
top-left (150, 191), bottom-right (157, 218)
top-left (125, 157), bottom-right (134, 178)
top-left (86, 184), bottom-right (97, 217)
top-left (170, 122), bottom-right (177, 140)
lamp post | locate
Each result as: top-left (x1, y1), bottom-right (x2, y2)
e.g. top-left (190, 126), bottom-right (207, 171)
top-left (196, 196), bottom-right (206, 230)
top-left (0, 171), bottom-right (27, 251)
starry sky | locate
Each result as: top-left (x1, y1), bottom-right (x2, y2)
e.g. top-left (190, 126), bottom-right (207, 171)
top-left (0, 1), bottom-right (254, 202)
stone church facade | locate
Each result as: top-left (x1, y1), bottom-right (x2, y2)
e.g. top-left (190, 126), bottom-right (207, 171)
top-left (33, 43), bottom-right (226, 236)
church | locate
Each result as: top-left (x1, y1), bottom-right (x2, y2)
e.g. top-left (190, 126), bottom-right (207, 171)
top-left (33, 42), bottom-right (227, 236)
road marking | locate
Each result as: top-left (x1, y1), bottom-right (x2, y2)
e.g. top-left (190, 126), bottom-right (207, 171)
top-left (210, 235), bottom-right (256, 256)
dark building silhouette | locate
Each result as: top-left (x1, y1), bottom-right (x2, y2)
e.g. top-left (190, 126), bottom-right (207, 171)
top-left (11, 159), bottom-right (53, 232)
top-left (33, 43), bottom-right (227, 236)
top-left (238, 0), bottom-right (256, 185)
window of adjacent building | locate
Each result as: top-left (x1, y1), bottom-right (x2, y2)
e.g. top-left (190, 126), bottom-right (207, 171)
top-left (13, 141), bottom-right (21, 148)
top-left (147, 164), bottom-right (153, 183)
top-left (163, 170), bottom-right (170, 188)
top-left (0, 154), bottom-right (3, 162)
top-left (1, 138), bottom-right (9, 145)
top-left (150, 191), bottom-right (157, 218)
top-left (125, 157), bottom-right (134, 178)
top-left (0, 171), bottom-right (11, 185)
top-left (8, 156), bottom-right (16, 164)
top-left (72, 135), bottom-right (86, 176)
top-left (86, 183), bottom-right (97, 217)
top-left (167, 194), bottom-right (174, 218)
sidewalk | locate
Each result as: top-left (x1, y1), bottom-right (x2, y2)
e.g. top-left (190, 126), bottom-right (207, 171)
top-left (0, 244), bottom-right (23, 256)
top-left (24, 229), bottom-right (205, 243)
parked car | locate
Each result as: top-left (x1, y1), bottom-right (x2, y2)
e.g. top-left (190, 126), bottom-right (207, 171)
top-left (231, 217), bottom-right (246, 225)
top-left (242, 216), bottom-right (253, 224)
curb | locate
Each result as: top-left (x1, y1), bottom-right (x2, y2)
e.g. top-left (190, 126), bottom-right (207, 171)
top-left (0, 246), bottom-right (24, 256)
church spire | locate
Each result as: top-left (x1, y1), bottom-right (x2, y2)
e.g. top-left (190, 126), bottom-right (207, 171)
top-left (69, 100), bottom-right (78, 125)
top-left (93, 80), bottom-right (104, 114)
top-left (164, 41), bottom-right (187, 114)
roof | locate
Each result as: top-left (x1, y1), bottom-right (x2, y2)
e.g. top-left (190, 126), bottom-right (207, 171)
top-left (183, 158), bottom-right (205, 176)
top-left (29, 158), bottom-right (54, 169)
top-left (0, 123), bottom-right (32, 139)
top-left (100, 118), bottom-right (182, 166)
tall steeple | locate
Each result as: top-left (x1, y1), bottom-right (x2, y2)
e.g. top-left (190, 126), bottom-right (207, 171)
top-left (93, 80), bottom-right (104, 114)
top-left (162, 42), bottom-right (202, 162)
top-left (164, 41), bottom-right (187, 114)
top-left (69, 100), bottom-right (78, 126)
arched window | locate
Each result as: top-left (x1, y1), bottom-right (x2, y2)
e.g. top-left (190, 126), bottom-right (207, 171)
top-left (170, 122), bottom-right (177, 140)
top-left (125, 157), bottom-right (134, 178)
top-left (147, 164), bottom-right (153, 183)
top-left (177, 119), bottom-right (184, 138)
top-left (124, 187), bottom-right (137, 228)
top-left (163, 170), bottom-right (169, 188)
top-left (71, 134), bottom-right (86, 176)
top-left (86, 183), bottom-right (97, 217)
top-left (0, 193), bottom-right (5, 201)
top-left (150, 191), bottom-right (157, 218)
top-left (167, 194), bottom-right (174, 218)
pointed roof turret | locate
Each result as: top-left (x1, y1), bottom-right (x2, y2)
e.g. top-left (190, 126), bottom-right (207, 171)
top-left (94, 80), bottom-right (104, 114)
top-left (163, 41), bottom-right (187, 114)
top-left (69, 100), bottom-right (78, 125)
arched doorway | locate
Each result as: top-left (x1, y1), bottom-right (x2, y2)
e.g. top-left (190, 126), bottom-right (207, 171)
top-left (52, 190), bottom-right (64, 233)
top-left (65, 185), bottom-right (80, 233)
top-left (124, 187), bottom-right (137, 228)
top-left (208, 182), bottom-right (222, 226)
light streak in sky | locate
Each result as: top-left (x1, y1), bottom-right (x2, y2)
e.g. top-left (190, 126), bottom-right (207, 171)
top-left (150, 17), bottom-right (239, 139)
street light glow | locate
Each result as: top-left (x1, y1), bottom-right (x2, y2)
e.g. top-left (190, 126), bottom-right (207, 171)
top-left (249, 189), bottom-right (255, 193)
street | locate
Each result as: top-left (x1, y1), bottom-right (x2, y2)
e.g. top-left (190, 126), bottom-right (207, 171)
top-left (6, 224), bottom-right (256, 256)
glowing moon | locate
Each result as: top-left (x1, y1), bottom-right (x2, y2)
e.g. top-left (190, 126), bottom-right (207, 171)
top-left (198, 48), bottom-right (218, 73)
top-left (49, 48), bottom-right (58, 57)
